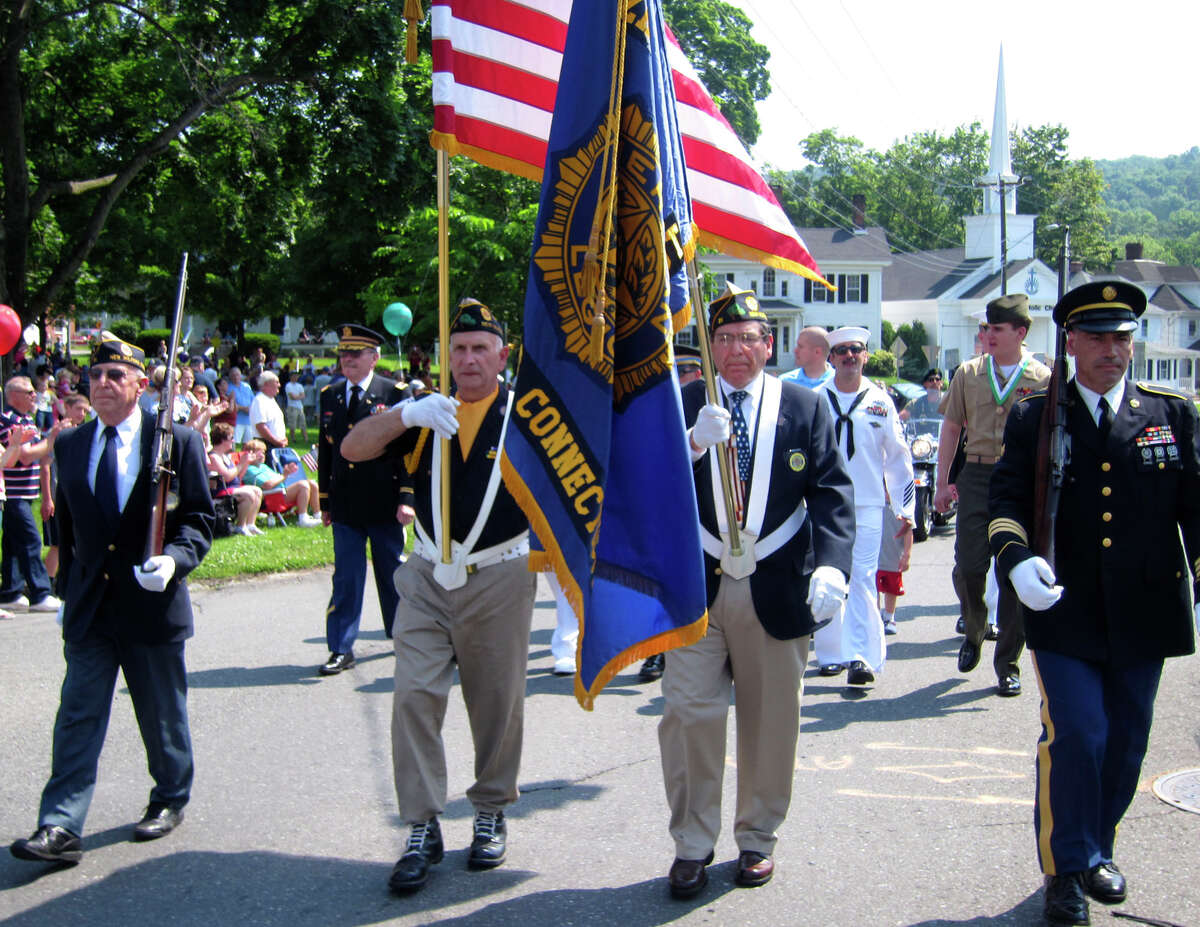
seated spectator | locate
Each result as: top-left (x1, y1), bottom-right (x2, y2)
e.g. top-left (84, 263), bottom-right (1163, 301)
top-left (208, 422), bottom-right (264, 536)
top-left (242, 438), bottom-right (322, 527)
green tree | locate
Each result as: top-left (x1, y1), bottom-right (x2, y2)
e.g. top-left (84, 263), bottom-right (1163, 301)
top-left (1, 0), bottom-right (410, 338)
top-left (663, 0), bottom-right (770, 147)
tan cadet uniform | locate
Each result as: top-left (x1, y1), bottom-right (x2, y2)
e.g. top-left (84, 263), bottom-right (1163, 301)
top-left (941, 305), bottom-right (1050, 685)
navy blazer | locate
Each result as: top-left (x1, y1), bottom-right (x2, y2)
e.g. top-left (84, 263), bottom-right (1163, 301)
top-left (54, 412), bottom-right (215, 644)
top-left (318, 373), bottom-right (409, 524)
top-left (683, 378), bottom-right (855, 640)
top-left (990, 381), bottom-right (1200, 664)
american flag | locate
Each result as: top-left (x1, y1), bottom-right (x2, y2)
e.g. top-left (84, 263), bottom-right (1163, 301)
top-left (430, 0), bottom-right (826, 282)
top-left (301, 446), bottom-right (318, 474)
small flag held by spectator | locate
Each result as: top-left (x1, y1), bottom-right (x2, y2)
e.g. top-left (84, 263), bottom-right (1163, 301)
top-left (302, 446), bottom-right (317, 474)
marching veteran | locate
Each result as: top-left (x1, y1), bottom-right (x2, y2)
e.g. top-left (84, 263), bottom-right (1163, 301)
top-left (11, 337), bottom-right (214, 865)
top-left (341, 299), bottom-right (535, 895)
top-left (661, 283), bottom-right (854, 897)
top-left (936, 293), bottom-right (1051, 696)
top-left (989, 281), bottom-right (1199, 926)
top-left (813, 326), bottom-right (914, 686)
top-left (316, 323), bottom-right (409, 676)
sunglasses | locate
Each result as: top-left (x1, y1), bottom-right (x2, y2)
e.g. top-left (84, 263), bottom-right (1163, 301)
top-left (831, 344), bottom-right (866, 356)
top-left (91, 367), bottom-right (133, 383)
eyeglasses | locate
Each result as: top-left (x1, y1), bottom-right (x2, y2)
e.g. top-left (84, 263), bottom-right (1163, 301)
top-left (713, 332), bottom-right (767, 347)
top-left (924, 377), bottom-right (943, 384)
top-left (91, 367), bottom-right (131, 383)
top-left (831, 344), bottom-right (867, 356)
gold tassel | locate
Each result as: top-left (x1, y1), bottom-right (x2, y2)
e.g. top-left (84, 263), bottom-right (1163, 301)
top-left (404, 0), bottom-right (423, 64)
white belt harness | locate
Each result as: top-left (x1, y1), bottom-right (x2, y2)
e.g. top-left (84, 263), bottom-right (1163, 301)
top-left (412, 391), bottom-right (529, 590)
top-left (700, 375), bottom-right (807, 579)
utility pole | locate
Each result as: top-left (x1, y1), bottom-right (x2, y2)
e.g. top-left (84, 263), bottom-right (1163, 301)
top-left (975, 175), bottom-right (1027, 295)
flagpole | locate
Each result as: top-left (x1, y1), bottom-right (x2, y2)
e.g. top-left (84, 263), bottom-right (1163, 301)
top-left (686, 260), bottom-right (742, 557)
top-left (436, 148), bottom-right (452, 565)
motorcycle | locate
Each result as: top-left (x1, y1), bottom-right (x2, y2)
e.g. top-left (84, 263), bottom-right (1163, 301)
top-left (904, 416), bottom-right (955, 541)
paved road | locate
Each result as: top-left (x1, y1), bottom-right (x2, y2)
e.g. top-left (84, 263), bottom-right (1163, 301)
top-left (1, 528), bottom-right (1197, 926)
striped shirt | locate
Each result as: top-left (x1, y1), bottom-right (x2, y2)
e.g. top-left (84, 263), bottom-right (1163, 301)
top-left (0, 410), bottom-right (40, 500)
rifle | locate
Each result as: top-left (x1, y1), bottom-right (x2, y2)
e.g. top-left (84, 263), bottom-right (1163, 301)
top-left (1033, 236), bottom-right (1070, 567)
top-left (145, 252), bottom-right (189, 560)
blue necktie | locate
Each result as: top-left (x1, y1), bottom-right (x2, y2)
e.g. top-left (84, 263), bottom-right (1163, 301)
top-left (95, 425), bottom-right (120, 521)
top-left (730, 390), bottom-right (751, 481)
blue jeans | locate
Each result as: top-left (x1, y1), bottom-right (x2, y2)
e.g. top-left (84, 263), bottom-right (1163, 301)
top-left (1, 498), bottom-right (52, 602)
top-left (325, 520), bottom-right (405, 653)
top-left (39, 631), bottom-right (193, 835)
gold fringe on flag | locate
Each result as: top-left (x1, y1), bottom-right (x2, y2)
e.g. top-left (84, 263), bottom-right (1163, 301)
top-left (404, 0), bottom-right (423, 64)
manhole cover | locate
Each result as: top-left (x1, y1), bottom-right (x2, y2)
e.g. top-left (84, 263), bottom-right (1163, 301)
top-left (1152, 768), bottom-right (1200, 814)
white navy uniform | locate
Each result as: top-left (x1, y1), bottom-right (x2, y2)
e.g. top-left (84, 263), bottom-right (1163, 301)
top-left (814, 378), bottom-right (914, 673)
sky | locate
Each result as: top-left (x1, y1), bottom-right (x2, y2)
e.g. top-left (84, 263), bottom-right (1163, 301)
top-left (732, 0), bottom-right (1199, 171)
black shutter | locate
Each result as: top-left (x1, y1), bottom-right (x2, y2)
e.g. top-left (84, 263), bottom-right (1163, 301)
top-left (837, 274), bottom-right (846, 303)
top-left (804, 279), bottom-right (812, 301)
top-left (861, 274), bottom-right (869, 302)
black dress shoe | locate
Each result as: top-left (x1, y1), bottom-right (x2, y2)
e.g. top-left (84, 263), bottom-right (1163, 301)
top-left (1043, 872), bottom-right (1090, 925)
top-left (846, 660), bottom-right (874, 685)
top-left (467, 810), bottom-right (507, 869)
top-left (957, 639), bottom-right (981, 673)
top-left (319, 652), bottom-right (355, 676)
top-left (997, 674), bottom-right (1022, 697)
top-left (10, 825), bottom-right (82, 864)
top-left (638, 653), bottom-right (665, 682)
top-left (668, 850), bottom-right (714, 899)
top-left (133, 802), bottom-right (185, 841)
top-left (389, 818), bottom-right (443, 893)
top-left (955, 616), bottom-right (966, 634)
top-left (1084, 862), bottom-right (1126, 903)
top-left (735, 850), bottom-right (775, 887)
top-left (818, 663), bottom-right (845, 677)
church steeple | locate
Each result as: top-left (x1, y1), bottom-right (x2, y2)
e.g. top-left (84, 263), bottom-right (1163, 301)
top-left (984, 46), bottom-right (1018, 216)
top-left (964, 44), bottom-right (1035, 265)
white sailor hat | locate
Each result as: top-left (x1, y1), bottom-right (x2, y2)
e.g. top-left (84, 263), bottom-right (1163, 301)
top-left (826, 326), bottom-right (870, 349)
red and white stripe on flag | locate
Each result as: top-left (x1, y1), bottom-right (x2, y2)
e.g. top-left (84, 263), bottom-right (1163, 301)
top-left (430, 0), bottom-right (826, 282)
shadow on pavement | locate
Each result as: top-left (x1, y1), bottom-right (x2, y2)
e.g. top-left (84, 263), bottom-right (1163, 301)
top-left (905, 888), bottom-right (1043, 925)
top-left (0, 850), bottom-right (534, 927)
top-left (800, 677), bottom-right (992, 733)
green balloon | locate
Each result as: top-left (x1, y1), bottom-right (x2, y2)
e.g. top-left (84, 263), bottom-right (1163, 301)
top-left (383, 302), bottom-right (413, 336)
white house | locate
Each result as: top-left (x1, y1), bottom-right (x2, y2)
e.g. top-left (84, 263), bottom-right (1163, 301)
top-left (693, 220), bottom-right (892, 372)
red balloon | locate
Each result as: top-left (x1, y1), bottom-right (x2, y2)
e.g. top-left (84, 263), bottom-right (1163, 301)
top-left (0, 305), bottom-right (21, 354)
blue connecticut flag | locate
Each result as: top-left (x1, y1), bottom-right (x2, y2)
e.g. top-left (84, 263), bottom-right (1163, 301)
top-left (500, 0), bottom-right (707, 708)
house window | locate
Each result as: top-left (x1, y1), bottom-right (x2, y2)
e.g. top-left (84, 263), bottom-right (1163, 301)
top-left (1190, 320), bottom-right (1198, 338)
top-left (1141, 319), bottom-right (1149, 337)
top-left (1157, 359), bottom-right (1172, 379)
top-left (781, 280), bottom-right (789, 297)
top-left (726, 272), bottom-right (735, 283)
top-left (810, 275), bottom-right (835, 303)
top-left (676, 329), bottom-right (696, 347)
top-left (781, 325), bottom-right (790, 352)
top-left (844, 274), bottom-right (862, 302)
top-left (762, 268), bottom-right (776, 297)
top-left (1183, 359), bottom-right (1193, 377)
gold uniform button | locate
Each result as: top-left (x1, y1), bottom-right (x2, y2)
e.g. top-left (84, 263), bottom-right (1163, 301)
top-left (1159, 462), bottom-right (1166, 470)
top-left (1102, 538), bottom-right (1112, 548)
top-left (102, 572), bottom-right (109, 581)
top-left (1177, 571), bottom-right (1183, 579)
top-left (1102, 512), bottom-right (1112, 522)
top-left (107, 544), bottom-right (116, 551)
top-left (1101, 486), bottom-right (1112, 496)
top-left (714, 567), bottom-right (723, 575)
top-left (348, 462), bottom-right (355, 469)
top-left (1101, 462), bottom-right (1111, 472)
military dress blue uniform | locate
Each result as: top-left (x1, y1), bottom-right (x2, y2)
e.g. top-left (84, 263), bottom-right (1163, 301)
top-left (988, 281), bottom-right (1199, 921)
top-left (318, 330), bottom-right (410, 663)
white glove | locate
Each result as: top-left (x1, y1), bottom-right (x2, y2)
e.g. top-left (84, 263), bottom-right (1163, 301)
top-left (1009, 556), bottom-right (1063, 611)
top-left (690, 404), bottom-right (731, 450)
top-left (807, 565), bottom-right (848, 622)
top-left (399, 394), bottom-right (460, 439)
top-left (135, 555), bottom-right (176, 593)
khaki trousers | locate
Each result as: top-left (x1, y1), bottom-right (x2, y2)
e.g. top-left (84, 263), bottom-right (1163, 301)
top-left (659, 575), bottom-right (810, 859)
top-left (391, 555), bottom-right (536, 823)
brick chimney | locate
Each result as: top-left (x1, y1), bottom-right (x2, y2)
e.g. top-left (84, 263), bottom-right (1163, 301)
top-left (852, 194), bottom-right (867, 234)
top-left (1069, 260), bottom-right (1083, 274)
top-left (1125, 242), bottom-right (1144, 260)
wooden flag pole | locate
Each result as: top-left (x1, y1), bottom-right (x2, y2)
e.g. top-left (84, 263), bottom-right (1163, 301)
top-left (686, 260), bottom-right (742, 557)
top-left (436, 149), bottom-right (452, 564)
